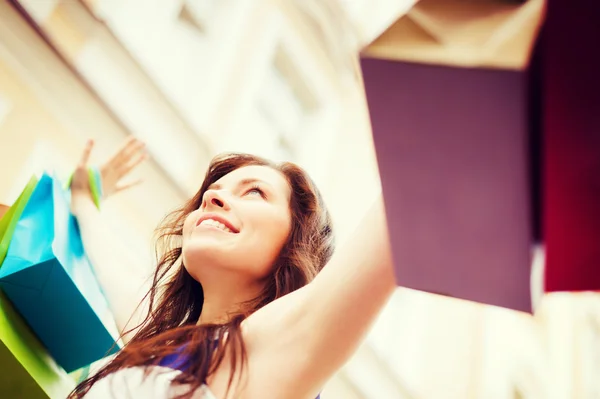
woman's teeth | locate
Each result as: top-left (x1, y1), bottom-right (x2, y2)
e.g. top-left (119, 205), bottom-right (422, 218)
top-left (199, 219), bottom-right (233, 233)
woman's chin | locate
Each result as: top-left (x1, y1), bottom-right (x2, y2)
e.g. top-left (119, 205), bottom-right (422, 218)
top-left (183, 255), bottom-right (271, 283)
top-left (183, 246), bottom-right (226, 267)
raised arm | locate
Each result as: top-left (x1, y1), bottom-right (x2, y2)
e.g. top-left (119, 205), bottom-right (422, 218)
top-left (244, 195), bottom-right (396, 397)
top-left (70, 138), bottom-right (150, 342)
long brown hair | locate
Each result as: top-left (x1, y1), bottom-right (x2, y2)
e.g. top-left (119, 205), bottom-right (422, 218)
top-left (70, 153), bottom-right (335, 398)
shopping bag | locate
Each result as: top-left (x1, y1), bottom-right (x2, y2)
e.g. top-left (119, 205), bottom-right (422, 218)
top-left (363, 0), bottom-right (546, 70)
top-left (0, 291), bottom-right (75, 398)
top-left (0, 180), bottom-right (75, 398)
top-left (541, 0), bottom-right (600, 293)
top-left (0, 175), bottom-right (38, 266)
top-left (360, 0), bottom-right (545, 312)
top-left (0, 173), bottom-right (120, 372)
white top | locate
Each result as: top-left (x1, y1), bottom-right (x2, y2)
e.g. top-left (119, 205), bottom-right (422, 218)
top-left (84, 366), bottom-right (217, 399)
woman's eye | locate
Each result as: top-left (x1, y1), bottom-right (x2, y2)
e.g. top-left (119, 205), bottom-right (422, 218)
top-left (245, 186), bottom-right (266, 199)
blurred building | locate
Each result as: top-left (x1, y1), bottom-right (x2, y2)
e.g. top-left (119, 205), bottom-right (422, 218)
top-left (0, 1), bottom-right (598, 398)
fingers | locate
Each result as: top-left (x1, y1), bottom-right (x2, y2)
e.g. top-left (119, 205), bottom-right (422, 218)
top-left (117, 152), bottom-right (149, 177)
top-left (115, 178), bottom-right (143, 193)
top-left (78, 139), bottom-right (94, 168)
top-left (110, 137), bottom-right (146, 167)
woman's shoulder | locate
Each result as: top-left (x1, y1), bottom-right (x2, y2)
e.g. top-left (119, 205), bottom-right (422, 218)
top-left (84, 366), bottom-right (216, 399)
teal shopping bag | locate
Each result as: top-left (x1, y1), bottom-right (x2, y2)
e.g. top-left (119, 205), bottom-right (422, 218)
top-left (0, 173), bottom-right (120, 373)
top-left (0, 177), bottom-right (75, 398)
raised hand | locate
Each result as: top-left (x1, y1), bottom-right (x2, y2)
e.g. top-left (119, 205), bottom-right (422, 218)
top-left (98, 137), bottom-right (148, 198)
top-left (71, 137), bottom-right (148, 203)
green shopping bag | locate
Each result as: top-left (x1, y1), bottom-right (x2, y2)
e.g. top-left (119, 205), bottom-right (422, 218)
top-left (0, 178), bottom-right (75, 398)
top-left (0, 176), bottom-right (38, 266)
top-left (0, 292), bottom-right (74, 398)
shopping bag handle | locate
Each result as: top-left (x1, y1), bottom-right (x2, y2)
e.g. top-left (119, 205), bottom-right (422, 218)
top-left (64, 167), bottom-right (103, 210)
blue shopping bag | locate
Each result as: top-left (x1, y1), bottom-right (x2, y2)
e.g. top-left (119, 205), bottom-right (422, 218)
top-left (0, 173), bottom-right (120, 372)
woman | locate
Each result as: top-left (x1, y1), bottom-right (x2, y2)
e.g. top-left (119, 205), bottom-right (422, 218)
top-left (69, 138), bottom-right (395, 399)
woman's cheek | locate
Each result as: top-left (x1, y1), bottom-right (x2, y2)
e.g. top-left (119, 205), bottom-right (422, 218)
top-left (183, 211), bottom-right (198, 236)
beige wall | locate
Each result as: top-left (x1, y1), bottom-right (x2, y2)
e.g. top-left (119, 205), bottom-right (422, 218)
top-left (0, 2), bottom-right (185, 268)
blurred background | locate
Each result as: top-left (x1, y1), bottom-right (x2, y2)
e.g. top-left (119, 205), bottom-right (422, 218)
top-left (0, 0), bottom-right (598, 398)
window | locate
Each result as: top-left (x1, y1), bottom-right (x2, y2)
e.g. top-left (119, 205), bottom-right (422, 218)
top-left (253, 45), bottom-right (320, 159)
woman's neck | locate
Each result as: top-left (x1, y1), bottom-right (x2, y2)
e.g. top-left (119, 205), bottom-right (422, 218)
top-left (196, 299), bottom-right (240, 325)
top-left (196, 279), bottom-right (264, 326)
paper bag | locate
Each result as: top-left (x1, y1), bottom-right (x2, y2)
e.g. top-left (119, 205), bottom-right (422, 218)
top-left (542, 0), bottom-right (600, 292)
top-left (0, 173), bottom-right (120, 372)
top-left (0, 291), bottom-right (74, 398)
top-left (0, 176), bottom-right (38, 266)
top-left (0, 180), bottom-right (75, 398)
top-left (363, 0), bottom-right (546, 70)
top-left (360, 0), bottom-right (545, 312)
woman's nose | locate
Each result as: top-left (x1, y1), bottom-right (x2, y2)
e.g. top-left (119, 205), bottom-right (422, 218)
top-left (202, 190), bottom-right (230, 210)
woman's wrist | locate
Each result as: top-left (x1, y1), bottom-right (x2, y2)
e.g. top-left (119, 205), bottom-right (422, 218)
top-left (69, 166), bottom-right (104, 214)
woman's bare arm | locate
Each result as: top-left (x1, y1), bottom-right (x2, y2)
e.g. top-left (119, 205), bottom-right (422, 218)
top-left (70, 138), bottom-right (150, 343)
top-left (243, 196), bottom-right (395, 397)
top-left (71, 193), bottom-right (150, 343)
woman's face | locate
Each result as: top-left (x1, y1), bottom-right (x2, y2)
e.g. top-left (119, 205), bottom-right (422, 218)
top-left (182, 165), bottom-right (292, 284)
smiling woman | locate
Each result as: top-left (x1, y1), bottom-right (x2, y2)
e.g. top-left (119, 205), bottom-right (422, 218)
top-left (182, 165), bottom-right (294, 295)
top-left (67, 139), bottom-right (395, 399)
